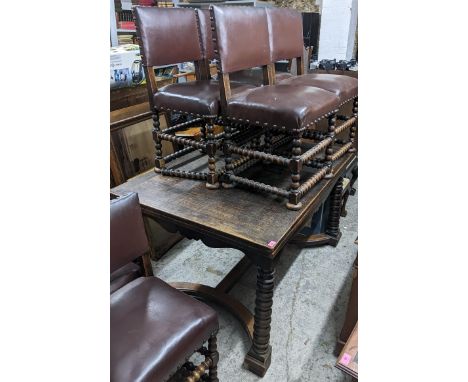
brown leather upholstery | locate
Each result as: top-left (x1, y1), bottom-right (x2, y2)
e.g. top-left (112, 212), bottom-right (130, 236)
top-left (281, 74), bottom-right (358, 103)
top-left (230, 68), bottom-right (292, 87)
top-left (211, 6), bottom-right (270, 73)
top-left (154, 80), bottom-right (254, 116)
top-left (134, 7), bottom-right (202, 67)
top-left (197, 9), bottom-right (215, 60)
top-left (111, 277), bottom-right (218, 382)
top-left (266, 8), bottom-right (303, 61)
top-left (110, 193), bottom-right (149, 274)
top-left (110, 262), bottom-right (141, 294)
top-left (227, 85), bottom-right (340, 130)
top-left (263, 7), bottom-right (358, 102)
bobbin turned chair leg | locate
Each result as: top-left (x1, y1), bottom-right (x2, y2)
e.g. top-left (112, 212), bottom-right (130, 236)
top-left (263, 129), bottom-right (273, 164)
top-left (152, 110), bottom-right (165, 173)
top-left (349, 97), bottom-right (358, 153)
top-left (286, 130), bottom-right (303, 210)
top-left (221, 122), bottom-right (235, 189)
top-left (205, 118), bottom-right (220, 189)
top-left (184, 333), bottom-right (219, 382)
top-left (324, 111), bottom-right (337, 179)
top-left (208, 333), bottom-right (219, 382)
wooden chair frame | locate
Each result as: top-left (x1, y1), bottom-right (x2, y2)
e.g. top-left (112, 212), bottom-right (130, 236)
top-left (180, 335), bottom-right (219, 382)
top-left (135, 9), bottom-right (227, 189)
top-left (209, 7), bottom-right (356, 210)
top-left (111, 193), bottom-right (220, 382)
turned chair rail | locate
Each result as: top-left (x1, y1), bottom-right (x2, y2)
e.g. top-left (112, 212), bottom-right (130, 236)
top-left (300, 137), bottom-right (333, 162)
top-left (330, 142), bottom-right (353, 162)
top-left (161, 168), bottom-right (209, 180)
top-left (158, 132), bottom-right (207, 150)
top-left (163, 146), bottom-right (198, 164)
top-left (161, 117), bottom-right (204, 134)
top-left (229, 175), bottom-right (290, 197)
top-left (334, 116), bottom-right (356, 136)
top-left (228, 145), bottom-right (290, 167)
top-left (297, 167), bottom-right (329, 197)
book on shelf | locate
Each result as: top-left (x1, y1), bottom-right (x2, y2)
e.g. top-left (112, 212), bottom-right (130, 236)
top-left (118, 21), bottom-right (136, 30)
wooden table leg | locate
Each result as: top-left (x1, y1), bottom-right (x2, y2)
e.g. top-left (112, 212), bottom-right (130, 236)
top-left (325, 177), bottom-right (343, 246)
top-left (290, 176), bottom-right (344, 248)
top-left (243, 264), bottom-right (275, 377)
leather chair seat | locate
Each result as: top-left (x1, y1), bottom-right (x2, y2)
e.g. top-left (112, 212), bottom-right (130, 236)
top-left (280, 74), bottom-right (358, 104)
top-left (227, 84), bottom-right (340, 130)
top-left (230, 68), bottom-right (293, 86)
top-left (111, 277), bottom-right (218, 382)
top-left (110, 262), bottom-right (141, 294)
top-left (154, 80), bottom-right (254, 117)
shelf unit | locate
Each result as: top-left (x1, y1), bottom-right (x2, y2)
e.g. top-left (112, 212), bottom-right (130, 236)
top-left (177, 0), bottom-right (273, 8)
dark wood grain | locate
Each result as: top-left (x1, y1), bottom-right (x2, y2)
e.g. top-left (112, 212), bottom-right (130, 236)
top-left (111, 152), bottom-right (356, 261)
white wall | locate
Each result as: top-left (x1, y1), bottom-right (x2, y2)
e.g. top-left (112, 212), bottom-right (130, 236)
top-left (318, 0), bottom-right (358, 61)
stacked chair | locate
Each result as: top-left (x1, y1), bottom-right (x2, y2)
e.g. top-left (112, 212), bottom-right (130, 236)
top-left (110, 192), bottom-right (220, 382)
top-left (134, 5), bottom-right (358, 210)
top-left (134, 7), bottom-right (255, 189)
top-left (209, 5), bottom-right (357, 209)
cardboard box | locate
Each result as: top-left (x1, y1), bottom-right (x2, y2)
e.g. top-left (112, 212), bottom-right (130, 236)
top-left (110, 44), bottom-right (145, 89)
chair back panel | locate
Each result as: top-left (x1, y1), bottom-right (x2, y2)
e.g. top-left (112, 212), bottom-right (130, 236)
top-left (210, 6), bottom-right (270, 73)
top-left (266, 8), bottom-right (304, 62)
top-left (110, 192), bottom-right (149, 273)
top-left (134, 7), bottom-right (203, 67)
top-left (197, 9), bottom-right (215, 60)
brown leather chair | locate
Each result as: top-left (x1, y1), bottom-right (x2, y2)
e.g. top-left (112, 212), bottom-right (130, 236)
top-left (266, 8), bottom-right (358, 112)
top-left (210, 6), bottom-right (342, 210)
top-left (110, 192), bottom-right (220, 382)
top-left (203, 7), bottom-right (357, 112)
top-left (196, 9), bottom-right (292, 86)
top-left (134, 6), bottom-right (253, 189)
top-left (265, 8), bottom-right (358, 173)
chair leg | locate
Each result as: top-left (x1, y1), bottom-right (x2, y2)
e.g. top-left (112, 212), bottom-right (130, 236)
top-left (221, 123), bottom-right (235, 189)
top-left (349, 97), bottom-right (358, 153)
top-left (152, 110), bottom-right (165, 173)
top-left (207, 333), bottom-right (219, 382)
top-left (205, 119), bottom-right (220, 190)
top-left (325, 112), bottom-right (337, 179)
top-left (286, 130), bottom-right (303, 210)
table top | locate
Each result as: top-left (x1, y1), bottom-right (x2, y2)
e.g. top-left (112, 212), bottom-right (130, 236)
top-left (111, 152), bottom-right (356, 259)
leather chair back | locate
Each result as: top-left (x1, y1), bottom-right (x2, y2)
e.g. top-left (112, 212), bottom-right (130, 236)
top-left (110, 192), bottom-right (149, 273)
top-left (210, 6), bottom-right (271, 74)
top-left (266, 8), bottom-right (304, 62)
top-left (134, 7), bottom-right (203, 67)
top-left (197, 9), bottom-right (215, 61)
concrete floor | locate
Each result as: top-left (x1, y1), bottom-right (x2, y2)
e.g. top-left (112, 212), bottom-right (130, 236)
top-left (153, 181), bottom-right (358, 382)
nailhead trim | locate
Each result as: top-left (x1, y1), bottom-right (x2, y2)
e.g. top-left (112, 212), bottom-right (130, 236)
top-left (225, 107), bottom-right (339, 132)
top-left (156, 105), bottom-right (217, 119)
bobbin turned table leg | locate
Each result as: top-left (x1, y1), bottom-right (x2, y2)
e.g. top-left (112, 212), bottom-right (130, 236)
top-left (325, 177), bottom-right (343, 246)
top-left (243, 265), bottom-right (275, 377)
